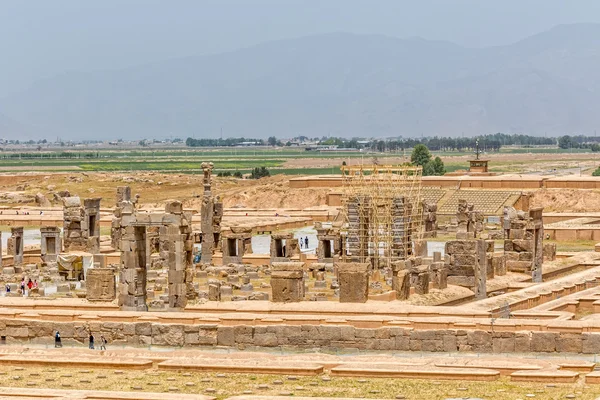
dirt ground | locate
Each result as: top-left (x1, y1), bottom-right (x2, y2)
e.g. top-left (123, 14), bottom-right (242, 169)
top-left (0, 173), bottom-right (330, 209)
top-left (531, 188), bottom-right (600, 213)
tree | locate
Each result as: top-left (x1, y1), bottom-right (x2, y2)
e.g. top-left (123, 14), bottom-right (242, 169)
top-left (430, 156), bottom-right (446, 175)
top-left (233, 171), bottom-right (243, 178)
top-left (411, 144), bottom-right (432, 167)
top-left (267, 136), bottom-right (278, 146)
top-left (593, 166), bottom-right (600, 176)
top-left (250, 166), bottom-right (271, 179)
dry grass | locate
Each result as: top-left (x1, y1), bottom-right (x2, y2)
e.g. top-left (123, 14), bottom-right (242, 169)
top-left (0, 365), bottom-right (595, 399)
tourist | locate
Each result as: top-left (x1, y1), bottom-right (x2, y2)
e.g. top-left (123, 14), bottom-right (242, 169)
top-left (20, 278), bottom-right (25, 293)
top-left (300, 241), bottom-right (303, 249)
top-left (33, 280), bottom-right (38, 289)
top-left (55, 331), bottom-right (62, 348)
top-left (100, 335), bottom-right (107, 351)
top-left (27, 279), bottom-right (33, 290)
top-left (5, 284), bottom-right (10, 293)
top-left (89, 333), bottom-right (95, 350)
top-left (304, 237), bottom-right (309, 248)
top-left (40, 211), bottom-right (43, 215)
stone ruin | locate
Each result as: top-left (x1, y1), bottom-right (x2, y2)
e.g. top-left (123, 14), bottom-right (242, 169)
top-left (63, 196), bottom-right (101, 253)
top-left (7, 227), bottom-right (24, 265)
top-left (445, 239), bottom-right (489, 299)
top-left (337, 262), bottom-right (370, 303)
top-left (200, 162), bottom-right (223, 263)
top-left (86, 267), bottom-right (116, 302)
top-left (222, 226), bottom-right (252, 265)
top-left (40, 226), bottom-right (61, 263)
top-left (270, 261), bottom-right (305, 302)
top-left (269, 232), bottom-right (299, 263)
top-left (315, 222), bottom-right (341, 264)
top-left (422, 200), bottom-right (438, 238)
top-left (391, 255), bottom-right (444, 300)
top-left (456, 199), bottom-right (483, 239)
top-left (503, 206), bottom-right (544, 282)
top-left (112, 193), bottom-right (195, 311)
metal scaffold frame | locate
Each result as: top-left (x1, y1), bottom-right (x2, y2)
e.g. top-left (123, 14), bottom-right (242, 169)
top-left (340, 165), bottom-right (423, 268)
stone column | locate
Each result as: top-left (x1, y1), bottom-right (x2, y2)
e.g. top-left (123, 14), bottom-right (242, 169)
top-left (474, 239), bottom-right (487, 300)
top-left (271, 262), bottom-right (305, 302)
top-left (336, 262), bottom-right (370, 303)
top-left (118, 225), bottom-right (148, 311)
top-left (7, 227), bottom-right (24, 265)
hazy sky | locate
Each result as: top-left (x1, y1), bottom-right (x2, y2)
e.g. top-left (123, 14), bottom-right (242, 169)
top-left (2, 0), bottom-right (600, 96)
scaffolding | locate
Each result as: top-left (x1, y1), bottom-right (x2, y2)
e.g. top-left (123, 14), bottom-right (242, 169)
top-left (340, 165), bottom-right (423, 268)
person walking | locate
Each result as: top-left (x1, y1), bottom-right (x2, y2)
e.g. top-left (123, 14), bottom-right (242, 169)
top-left (20, 278), bottom-right (25, 294)
top-left (55, 331), bottom-right (62, 348)
top-left (304, 237), bottom-right (309, 249)
top-left (89, 333), bottom-right (95, 350)
top-left (99, 335), bottom-right (107, 351)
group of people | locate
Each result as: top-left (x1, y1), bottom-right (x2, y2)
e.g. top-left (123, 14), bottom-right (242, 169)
top-left (299, 236), bottom-right (310, 249)
top-left (5, 278), bottom-right (38, 295)
top-left (54, 331), bottom-right (107, 350)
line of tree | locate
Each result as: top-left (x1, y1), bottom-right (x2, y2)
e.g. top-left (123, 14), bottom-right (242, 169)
top-left (321, 133), bottom-right (556, 152)
top-left (185, 137), bottom-right (265, 147)
top-left (558, 135), bottom-right (600, 150)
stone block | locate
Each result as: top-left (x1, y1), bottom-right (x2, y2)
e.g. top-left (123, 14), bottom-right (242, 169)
top-left (530, 332), bottom-right (556, 352)
top-left (336, 262), bottom-right (369, 303)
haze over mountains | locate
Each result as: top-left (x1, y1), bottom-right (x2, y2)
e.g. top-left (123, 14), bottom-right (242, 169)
top-left (2, 23), bottom-right (600, 140)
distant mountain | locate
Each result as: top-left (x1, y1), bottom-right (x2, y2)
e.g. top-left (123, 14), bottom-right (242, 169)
top-left (2, 23), bottom-right (600, 139)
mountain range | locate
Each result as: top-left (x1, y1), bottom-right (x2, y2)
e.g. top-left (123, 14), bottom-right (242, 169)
top-left (2, 23), bottom-right (600, 140)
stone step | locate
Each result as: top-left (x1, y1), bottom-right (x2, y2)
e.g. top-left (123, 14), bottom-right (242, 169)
top-left (510, 370), bottom-right (579, 383)
top-left (585, 370), bottom-right (600, 384)
top-left (0, 386), bottom-right (213, 399)
top-left (330, 365), bottom-right (499, 381)
top-left (158, 360), bottom-right (324, 375)
top-left (0, 356), bottom-right (152, 370)
top-left (558, 362), bottom-right (595, 373)
top-left (434, 362), bottom-right (541, 376)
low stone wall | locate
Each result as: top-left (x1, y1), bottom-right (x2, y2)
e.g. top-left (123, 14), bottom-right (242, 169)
top-left (3, 319), bottom-right (600, 354)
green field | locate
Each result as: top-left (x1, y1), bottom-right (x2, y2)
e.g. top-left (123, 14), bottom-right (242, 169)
top-left (0, 147), bottom-right (593, 175)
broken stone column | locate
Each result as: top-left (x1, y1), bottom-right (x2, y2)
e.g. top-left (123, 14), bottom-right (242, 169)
top-left (543, 242), bottom-right (557, 262)
top-left (336, 262), bottom-right (370, 303)
top-left (200, 162), bottom-right (223, 263)
top-left (422, 201), bottom-right (438, 238)
top-left (391, 260), bottom-right (410, 300)
top-left (7, 227), bottom-right (24, 265)
top-left (408, 258), bottom-right (430, 295)
top-left (83, 198), bottom-right (101, 253)
top-left (40, 226), bottom-right (61, 263)
top-left (503, 206), bottom-right (544, 282)
top-left (208, 280), bottom-right (221, 301)
top-left (270, 262), bottom-right (305, 302)
top-left (430, 252), bottom-right (447, 289)
top-left (86, 268), bottom-right (116, 301)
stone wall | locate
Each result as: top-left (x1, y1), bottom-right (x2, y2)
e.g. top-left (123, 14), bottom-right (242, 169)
top-left (3, 318), bottom-right (600, 354)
